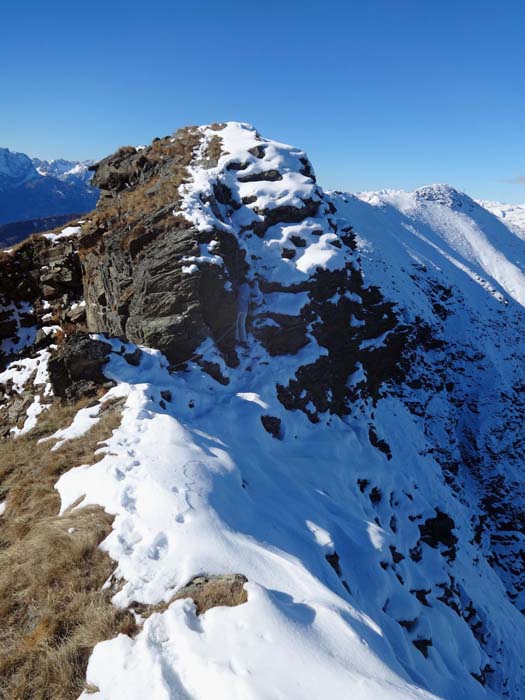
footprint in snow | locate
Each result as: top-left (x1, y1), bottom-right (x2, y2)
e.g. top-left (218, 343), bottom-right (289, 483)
top-left (147, 532), bottom-right (169, 560)
top-left (121, 486), bottom-right (137, 513)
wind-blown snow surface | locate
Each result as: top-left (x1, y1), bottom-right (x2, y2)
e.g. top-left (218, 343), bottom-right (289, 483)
top-left (53, 125), bottom-right (525, 699)
top-left (61, 341), bottom-right (440, 700)
top-left (343, 186), bottom-right (525, 306)
top-left (476, 200), bottom-right (525, 240)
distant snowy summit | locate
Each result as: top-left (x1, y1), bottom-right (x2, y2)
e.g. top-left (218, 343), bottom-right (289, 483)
top-left (0, 147), bottom-right (98, 226)
top-left (0, 147), bottom-right (93, 190)
top-left (333, 183), bottom-right (525, 307)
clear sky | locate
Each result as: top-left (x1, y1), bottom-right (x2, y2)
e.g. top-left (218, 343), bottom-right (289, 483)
top-left (2, 0), bottom-right (524, 202)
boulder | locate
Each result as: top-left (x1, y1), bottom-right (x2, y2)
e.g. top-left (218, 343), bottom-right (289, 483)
top-left (48, 333), bottom-right (112, 401)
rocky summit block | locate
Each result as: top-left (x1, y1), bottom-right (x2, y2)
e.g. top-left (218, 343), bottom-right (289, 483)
top-left (76, 122), bottom-right (411, 407)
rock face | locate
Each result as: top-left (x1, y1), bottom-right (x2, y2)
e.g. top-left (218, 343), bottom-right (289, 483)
top-left (80, 128), bottom-right (240, 366)
top-left (0, 227), bottom-right (85, 361)
top-left (80, 122), bottom-right (408, 402)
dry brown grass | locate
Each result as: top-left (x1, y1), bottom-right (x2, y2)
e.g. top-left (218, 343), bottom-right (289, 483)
top-left (79, 126), bottom-right (202, 258)
top-left (0, 398), bottom-right (137, 700)
top-left (133, 574), bottom-right (248, 619)
top-left (203, 135), bottom-right (223, 163)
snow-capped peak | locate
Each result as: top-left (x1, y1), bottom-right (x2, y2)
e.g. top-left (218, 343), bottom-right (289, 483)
top-left (33, 157), bottom-right (94, 183)
top-left (0, 147), bottom-right (94, 189)
top-left (0, 147), bottom-right (38, 187)
top-left (345, 184), bottom-right (525, 307)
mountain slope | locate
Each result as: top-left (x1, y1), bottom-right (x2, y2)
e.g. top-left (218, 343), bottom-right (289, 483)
top-left (0, 147), bottom-right (98, 225)
top-left (338, 185), bottom-right (525, 306)
top-left (476, 200), bottom-right (525, 240)
top-left (0, 124), bottom-right (524, 700)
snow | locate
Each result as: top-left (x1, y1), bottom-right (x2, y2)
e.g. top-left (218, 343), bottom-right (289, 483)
top-left (42, 224), bottom-right (82, 242)
top-left (295, 233), bottom-right (345, 273)
top-left (0, 148), bottom-right (93, 190)
top-left (0, 501), bottom-right (6, 516)
top-left (0, 302), bottom-right (37, 355)
top-left (33, 156), bottom-right (94, 184)
top-left (41, 385), bottom-right (128, 450)
top-left (476, 200), bottom-right (525, 240)
top-left (61, 341), bottom-right (442, 700)
top-left (43, 402), bottom-right (103, 450)
top-left (0, 348), bottom-right (52, 435)
top-left (342, 186), bottom-right (525, 307)
top-left (177, 122), bottom-right (343, 287)
top-left (0, 147), bottom-right (38, 187)
top-left (0, 348), bottom-right (51, 395)
top-left (58, 325), bottom-right (525, 699)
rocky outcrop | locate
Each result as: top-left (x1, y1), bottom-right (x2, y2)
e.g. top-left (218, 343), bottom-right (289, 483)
top-left (171, 574), bottom-right (248, 615)
top-left (79, 122), bottom-right (410, 400)
top-left (1, 122), bottom-right (525, 699)
top-left (0, 229), bottom-right (85, 368)
top-left (48, 333), bottom-right (112, 401)
top-left (80, 127), bottom-right (241, 367)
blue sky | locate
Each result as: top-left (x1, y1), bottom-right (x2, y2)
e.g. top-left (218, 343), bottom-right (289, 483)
top-left (1, 0), bottom-right (524, 202)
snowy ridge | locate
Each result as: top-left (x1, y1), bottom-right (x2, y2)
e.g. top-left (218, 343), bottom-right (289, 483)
top-left (0, 148), bottom-right (38, 188)
top-left (59, 340), bottom-right (441, 700)
top-left (476, 200), bottom-right (525, 240)
top-left (0, 148), bottom-right (93, 189)
top-left (33, 157), bottom-right (94, 184)
top-left (0, 147), bottom-right (98, 226)
top-left (29, 124), bottom-right (525, 699)
top-left (346, 186), bottom-right (525, 307)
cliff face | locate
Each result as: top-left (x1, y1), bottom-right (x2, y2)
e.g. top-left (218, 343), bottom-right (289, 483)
top-left (1, 123), bottom-right (525, 700)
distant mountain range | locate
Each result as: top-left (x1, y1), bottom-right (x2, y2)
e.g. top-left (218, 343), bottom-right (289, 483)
top-left (0, 147), bottom-right (99, 226)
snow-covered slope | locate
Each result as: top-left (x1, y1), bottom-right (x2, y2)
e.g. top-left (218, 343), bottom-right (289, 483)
top-left (0, 148), bottom-right (38, 189)
top-left (2, 124), bottom-right (525, 699)
top-left (343, 185), bottom-right (525, 306)
top-left (476, 200), bottom-right (525, 240)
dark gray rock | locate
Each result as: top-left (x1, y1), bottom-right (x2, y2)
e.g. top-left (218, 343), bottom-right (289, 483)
top-left (81, 128), bottom-right (244, 368)
top-left (260, 415), bottom-right (282, 439)
top-left (48, 333), bottom-right (112, 401)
